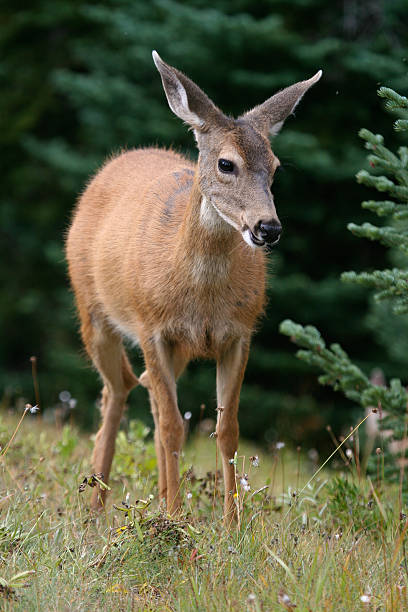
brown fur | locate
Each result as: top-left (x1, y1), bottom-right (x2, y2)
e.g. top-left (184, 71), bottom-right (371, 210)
top-left (66, 53), bottom-right (321, 520)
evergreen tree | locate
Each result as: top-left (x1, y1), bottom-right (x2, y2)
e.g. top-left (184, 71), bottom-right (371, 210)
top-left (281, 86), bottom-right (408, 491)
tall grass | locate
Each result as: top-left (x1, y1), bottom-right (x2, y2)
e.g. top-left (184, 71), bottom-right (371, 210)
top-left (0, 411), bottom-right (407, 610)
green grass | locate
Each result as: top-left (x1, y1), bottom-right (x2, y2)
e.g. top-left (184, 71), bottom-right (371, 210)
top-left (0, 410), bottom-right (407, 610)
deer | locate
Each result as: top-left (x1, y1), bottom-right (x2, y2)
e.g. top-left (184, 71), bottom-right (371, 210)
top-left (66, 51), bottom-right (321, 521)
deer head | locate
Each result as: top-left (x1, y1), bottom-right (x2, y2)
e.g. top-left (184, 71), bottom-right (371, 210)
top-left (153, 51), bottom-right (321, 249)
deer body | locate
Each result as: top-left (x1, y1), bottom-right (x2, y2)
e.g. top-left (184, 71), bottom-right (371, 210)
top-left (66, 53), bottom-right (321, 519)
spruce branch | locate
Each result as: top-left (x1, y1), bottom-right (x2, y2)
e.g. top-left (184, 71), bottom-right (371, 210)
top-left (347, 222), bottom-right (408, 252)
top-left (341, 269), bottom-right (408, 313)
top-left (280, 319), bottom-right (408, 419)
top-left (356, 170), bottom-right (408, 201)
top-left (361, 200), bottom-right (408, 220)
top-left (378, 87), bottom-right (408, 111)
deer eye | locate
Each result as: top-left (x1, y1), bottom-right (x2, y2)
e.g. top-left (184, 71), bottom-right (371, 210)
top-left (218, 159), bottom-right (234, 173)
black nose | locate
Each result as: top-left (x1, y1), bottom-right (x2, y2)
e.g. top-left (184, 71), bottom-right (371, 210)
top-left (259, 221), bottom-right (282, 243)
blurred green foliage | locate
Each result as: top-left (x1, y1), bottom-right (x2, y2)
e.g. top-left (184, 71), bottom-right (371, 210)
top-left (1, 0), bottom-right (407, 448)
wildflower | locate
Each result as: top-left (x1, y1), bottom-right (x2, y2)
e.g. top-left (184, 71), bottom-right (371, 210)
top-left (184, 411), bottom-right (192, 420)
top-left (345, 448), bottom-right (353, 458)
top-left (360, 594), bottom-right (370, 603)
top-left (186, 492), bottom-right (192, 500)
top-left (25, 403), bottom-right (39, 414)
top-left (69, 398), bottom-right (77, 409)
top-left (249, 455), bottom-right (259, 467)
top-left (240, 476), bottom-right (250, 492)
top-left (276, 441), bottom-right (285, 450)
top-left (59, 390), bottom-right (71, 402)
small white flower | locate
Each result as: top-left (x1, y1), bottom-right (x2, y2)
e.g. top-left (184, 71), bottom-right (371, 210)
top-left (360, 595), bottom-right (370, 603)
top-left (59, 390), bottom-right (71, 402)
top-left (334, 533), bottom-right (340, 540)
top-left (250, 455), bottom-right (259, 467)
top-left (346, 448), bottom-right (353, 458)
top-left (240, 477), bottom-right (250, 492)
top-left (276, 442), bottom-right (285, 450)
top-left (247, 593), bottom-right (256, 602)
top-left (184, 411), bottom-right (192, 420)
top-left (186, 492), bottom-right (192, 500)
top-left (308, 448), bottom-right (319, 461)
top-left (28, 404), bottom-right (39, 413)
top-left (69, 398), bottom-right (77, 409)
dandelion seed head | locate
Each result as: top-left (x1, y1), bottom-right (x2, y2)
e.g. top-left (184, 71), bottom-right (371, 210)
top-left (59, 390), bottom-right (71, 403)
top-left (308, 448), bottom-right (319, 461)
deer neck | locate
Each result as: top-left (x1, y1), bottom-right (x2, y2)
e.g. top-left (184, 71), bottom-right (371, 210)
top-left (180, 173), bottom-right (238, 251)
top-left (173, 173), bottom-right (241, 285)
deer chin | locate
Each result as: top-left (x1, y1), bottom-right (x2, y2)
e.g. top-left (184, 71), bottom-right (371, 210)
top-left (242, 228), bottom-right (265, 249)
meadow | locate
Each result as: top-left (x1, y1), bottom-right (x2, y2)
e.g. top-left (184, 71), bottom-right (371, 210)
top-left (1, 407), bottom-right (407, 611)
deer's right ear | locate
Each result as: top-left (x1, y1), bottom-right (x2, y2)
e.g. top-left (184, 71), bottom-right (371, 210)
top-left (152, 51), bottom-right (224, 131)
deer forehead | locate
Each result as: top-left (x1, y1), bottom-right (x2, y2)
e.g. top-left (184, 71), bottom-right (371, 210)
top-left (209, 121), bottom-right (278, 175)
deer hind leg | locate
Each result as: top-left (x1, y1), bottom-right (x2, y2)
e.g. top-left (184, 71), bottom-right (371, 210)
top-left (81, 313), bottom-right (138, 509)
top-left (216, 337), bottom-right (250, 524)
top-left (141, 337), bottom-right (187, 515)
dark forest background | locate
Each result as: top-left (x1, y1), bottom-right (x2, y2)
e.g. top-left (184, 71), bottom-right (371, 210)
top-left (1, 0), bottom-right (407, 450)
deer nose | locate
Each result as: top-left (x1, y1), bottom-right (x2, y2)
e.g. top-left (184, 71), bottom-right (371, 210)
top-left (259, 221), bottom-right (282, 243)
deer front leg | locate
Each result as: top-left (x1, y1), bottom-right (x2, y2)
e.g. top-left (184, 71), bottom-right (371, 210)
top-left (216, 337), bottom-right (250, 523)
top-left (141, 337), bottom-right (185, 515)
top-left (148, 391), bottom-right (168, 505)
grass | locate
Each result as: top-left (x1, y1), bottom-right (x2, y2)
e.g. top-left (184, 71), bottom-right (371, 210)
top-left (0, 409), bottom-right (407, 610)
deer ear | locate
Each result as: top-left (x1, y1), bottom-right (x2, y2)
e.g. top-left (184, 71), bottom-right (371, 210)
top-left (153, 51), bottom-right (224, 131)
top-left (241, 71), bottom-right (322, 136)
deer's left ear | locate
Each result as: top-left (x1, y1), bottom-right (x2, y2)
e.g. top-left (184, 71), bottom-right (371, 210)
top-left (153, 51), bottom-right (226, 131)
top-left (241, 71), bottom-right (322, 136)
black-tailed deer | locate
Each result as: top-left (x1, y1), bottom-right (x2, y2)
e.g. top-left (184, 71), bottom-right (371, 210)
top-left (66, 52), bottom-right (321, 520)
